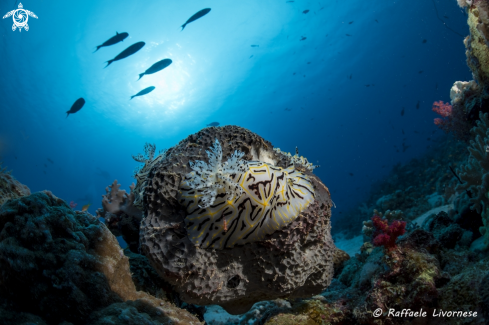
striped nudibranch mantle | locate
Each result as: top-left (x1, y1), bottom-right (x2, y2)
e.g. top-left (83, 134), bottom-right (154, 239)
top-left (178, 139), bottom-right (315, 249)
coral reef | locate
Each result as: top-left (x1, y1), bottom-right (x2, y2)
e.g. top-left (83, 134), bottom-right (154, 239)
top-left (263, 211), bottom-right (489, 324)
top-left (264, 298), bottom-right (347, 325)
top-left (370, 215), bottom-right (406, 251)
top-left (205, 299), bottom-right (292, 325)
top-left (0, 191), bottom-right (203, 324)
top-left (0, 162), bottom-right (30, 206)
top-left (96, 180), bottom-right (143, 253)
top-left (441, 0), bottom-right (489, 141)
top-left (422, 211), bottom-right (468, 249)
top-left (457, 0), bottom-right (472, 9)
top-left (140, 125), bottom-right (335, 314)
top-left (467, 1), bottom-right (489, 90)
top-left (456, 112), bottom-right (489, 249)
top-left (334, 136), bottom-right (467, 238)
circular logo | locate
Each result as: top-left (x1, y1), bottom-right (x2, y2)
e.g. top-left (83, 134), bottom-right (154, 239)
top-left (13, 9), bottom-right (28, 28)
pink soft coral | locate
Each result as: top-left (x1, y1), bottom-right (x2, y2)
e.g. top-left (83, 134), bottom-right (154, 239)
top-left (432, 100), bottom-right (472, 139)
top-left (371, 215), bottom-right (406, 251)
top-left (433, 100), bottom-right (452, 117)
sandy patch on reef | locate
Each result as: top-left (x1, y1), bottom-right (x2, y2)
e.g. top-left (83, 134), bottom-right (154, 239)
top-left (334, 204), bottom-right (454, 257)
top-left (334, 234), bottom-right (363, 257)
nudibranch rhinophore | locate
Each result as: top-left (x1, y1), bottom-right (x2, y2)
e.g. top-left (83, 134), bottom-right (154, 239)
top-left (178, 139), bottom-right (315, 249)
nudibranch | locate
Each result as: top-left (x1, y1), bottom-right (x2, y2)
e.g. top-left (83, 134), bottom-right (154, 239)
top-left (178, 139), bottom-right (315, 249)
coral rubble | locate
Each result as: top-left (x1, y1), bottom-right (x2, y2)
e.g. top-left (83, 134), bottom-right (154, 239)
top-left (139, 125), bottom-right (335, 314)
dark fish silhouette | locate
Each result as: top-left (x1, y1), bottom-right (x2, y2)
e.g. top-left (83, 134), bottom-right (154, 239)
top-left (349, 21), bottom-right (354, 24)
top-left (66, 98), bottom-right (85, 118)
top-left (303, 10), bottom-right (309, 14)
top-left (181, 8), bottom-right (211, 30)
top-left (346, 34), bottom-right (352, 36)
top-left (207, 122), bottom-right (220, 127)
top-left (105, 42), bottom-right (145, 68)
top-left (130, 86), bottom-right (155, 100)
top-left (251, 45), bottom-right (259, 47)
top-left (349, 173), bottom-right (354, 176)
top-left (94, 32), bottom-right (128, 53)
top-left (375, 19), bottom-right (379, 23)
top-left (300, 36), bottom-right (307, 41)
top-left (419, 70), bottom-right (423, 74)
top-left (249, 55), bottom-right (254, 59)
top-left (138, 59), bottom-right (172, 80)
top-left (416, 100), bottom-right (420, 109)
top-left (47, 158), bottom-right (54, 164)
top-left (422, 39), bottom-right (427, 43)
top-left (401, 108), bottom-right (405, 116)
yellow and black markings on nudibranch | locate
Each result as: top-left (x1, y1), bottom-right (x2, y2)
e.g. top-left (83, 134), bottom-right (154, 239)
top-left (178, 139), bottom-right (315, 249)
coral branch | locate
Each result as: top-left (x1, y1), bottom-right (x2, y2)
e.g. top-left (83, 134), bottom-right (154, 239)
top-left (371, 215), bottom-right (406, 250)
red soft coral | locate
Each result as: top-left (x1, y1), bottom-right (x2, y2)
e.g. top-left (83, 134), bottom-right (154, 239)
top-left (371, 215), bottom-right (406, 251)
top-left (432, 100), bottom-right (452, 117)
top-left (432, 100), bottom-right (472, 140)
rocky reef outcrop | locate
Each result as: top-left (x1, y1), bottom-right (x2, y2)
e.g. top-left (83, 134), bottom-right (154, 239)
top-left (0, 162), bottom-right (30, 206)
top-left (139, 125), bottom-right (335, 314)
top-left (456, 112), bottom-right (489, 250)
top-left (0, 190), bottom-right (203, 324)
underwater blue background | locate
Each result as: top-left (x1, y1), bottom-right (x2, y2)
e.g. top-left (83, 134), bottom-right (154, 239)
top-left (0, 0), bottom-right (472, 229)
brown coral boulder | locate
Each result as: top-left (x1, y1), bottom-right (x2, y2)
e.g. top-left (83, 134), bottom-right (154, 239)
top-left (139, 126), bottom-right (335, 314)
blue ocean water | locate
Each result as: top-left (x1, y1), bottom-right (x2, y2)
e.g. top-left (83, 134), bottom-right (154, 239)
top-left (0, 0), bottom-right (471, 227)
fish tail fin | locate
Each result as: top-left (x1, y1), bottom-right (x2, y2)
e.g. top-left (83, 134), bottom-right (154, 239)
top-left (130, 95), bottom-right (134, 100)
top-left (93, 45), bottom-right (101, 53)
top-left (137, 73), bottom-right (144, 81)
top-left (181, 24), bottom-right (186, 31)
top-left (104, 60), bottom-right (113, 68)
top-left (66, 112), bottom-right (70, 118)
